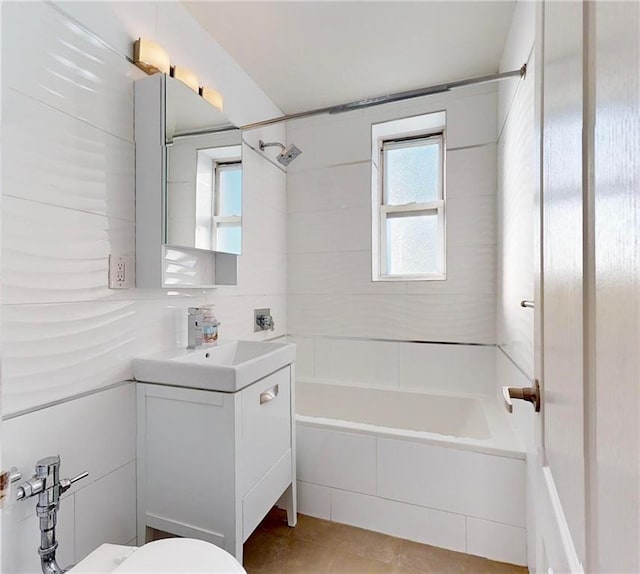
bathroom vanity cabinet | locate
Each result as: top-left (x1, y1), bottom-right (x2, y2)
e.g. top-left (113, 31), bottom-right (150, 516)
top-left (136, 365), bottom-right (297, 563)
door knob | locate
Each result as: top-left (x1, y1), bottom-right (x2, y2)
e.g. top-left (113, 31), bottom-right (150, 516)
top-left (502, 380), bottom-right (541, 413)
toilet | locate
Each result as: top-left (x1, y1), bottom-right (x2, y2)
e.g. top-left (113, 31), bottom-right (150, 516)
top-left (69, 538), bottom-right (246, 573)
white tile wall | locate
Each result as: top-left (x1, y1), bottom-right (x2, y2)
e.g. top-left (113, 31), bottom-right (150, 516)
top-left (3, 2), bottom-right (138, 140)
top-left (3, 301), bottom-right (135, 414)
top-left (287, 163), bottom-right (370, 214)
top-left (3, 197), bottom-right (135, 306)
top-left (297, 422), bottom-right (527, 564)
top-left (75, 462), bottom-right (137, 560)
top-left (3, 90), bottom-right (135, 222)
top-left (3, 384), bottom-right (136, 482)
top-left (446, 195), bottom-right (497, 247)
top-left (285, 336), bottom-right (314, 378)
top-left (398, 343), bottom-right (495, 395)
top-left (406, 244), bottom-right (496, 296)
top-left (377, 438), bottom-right (526, 527)
top-left (288, 251), bottom-right (406, 295)
top-left (288, 293), bottom-right (496, 343)
top-left (497, 53), bottom-right (535, 380)
top-left (496, 5), bottom-right (536, 569)
top-left (2, 2), bottom-right (285, 572)
top-left (291, 336), bottom-right (496, 397)
top-left (296, 426), bottom-right (377, 495)
top-left (286, 86), bottom-right (498, 354)
top-left (446, 91), bottom-right (498, 149)
top-left (287, 207), bottom-right (371, 254)
top-left (331, 489), bottom-right (467, 553)
top-left (314, 338), bottom-right (398, 387)
top-left (466, 517), bottom-right (527, 566)
top-left (447, 144), bottom-right (498, 199)
top-left (296, 481), bottom-right (331, 520)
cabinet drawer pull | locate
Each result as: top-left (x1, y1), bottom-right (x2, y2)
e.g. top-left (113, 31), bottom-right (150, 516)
top-left (260, 385), bottom-right (279, 405)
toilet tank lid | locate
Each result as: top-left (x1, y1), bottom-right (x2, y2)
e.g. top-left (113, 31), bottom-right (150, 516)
top-left (113, 538), bottom-right (246, 574)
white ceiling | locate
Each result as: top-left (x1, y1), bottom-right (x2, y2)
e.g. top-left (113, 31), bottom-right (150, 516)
top-left (184, 1), bottom-right (516, 115)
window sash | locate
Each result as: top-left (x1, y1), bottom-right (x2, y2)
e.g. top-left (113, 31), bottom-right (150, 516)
top-left (377, 132), bottom-right (445, 280)
top-left (211, 160), bottom-right (242, 250)
top-left (381, 133), bottom-right (444, 207)
top-left (379, 204), bottom-right (445, 280)
top-left (214, 161), bottom-right (242, 218)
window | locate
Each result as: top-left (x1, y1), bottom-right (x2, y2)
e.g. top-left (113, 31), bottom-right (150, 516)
top-left (194, 144), bottom-right (242, 254)
top-left (213, 161), bottom-right (242, 253)
top-left (372, 112), bottom-right (446, 281)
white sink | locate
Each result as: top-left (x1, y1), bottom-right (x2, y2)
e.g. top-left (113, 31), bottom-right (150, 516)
top-left (133, 340), bottom-right (296, 392)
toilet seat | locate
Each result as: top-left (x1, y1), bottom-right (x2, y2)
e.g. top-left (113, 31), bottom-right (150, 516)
top-left (69, 539), bottom-right (246, 574)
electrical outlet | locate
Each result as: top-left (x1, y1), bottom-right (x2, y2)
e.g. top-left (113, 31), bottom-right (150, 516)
top-left (109, 254), bottom-right (131, 289)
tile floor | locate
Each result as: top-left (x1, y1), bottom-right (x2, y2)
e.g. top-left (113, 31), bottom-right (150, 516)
top-left (243, 508), bottom-right (529, 574)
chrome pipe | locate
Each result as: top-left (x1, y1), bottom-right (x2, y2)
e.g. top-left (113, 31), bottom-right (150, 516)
top-left (241, 64), bottom-right (527, 130)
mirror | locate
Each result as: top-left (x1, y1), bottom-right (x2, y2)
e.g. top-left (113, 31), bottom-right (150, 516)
top-left (164, 76), bottom-right (242, 255)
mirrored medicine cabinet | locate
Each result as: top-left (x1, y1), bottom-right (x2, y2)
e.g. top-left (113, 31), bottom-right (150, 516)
top-left (135, 73), bottom-right (242, 288)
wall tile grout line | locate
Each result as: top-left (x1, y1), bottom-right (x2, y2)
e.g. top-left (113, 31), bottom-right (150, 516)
top-left (286, 334), bottom-right (497, 347)
top-left (497, 345), bottom-right (533, 381)
top-left (2, 380), bottom-right (133, 421)
top-left (5, 84), bottom-right (136, 147)
top-left (3, 193), bottom-right (136, 225)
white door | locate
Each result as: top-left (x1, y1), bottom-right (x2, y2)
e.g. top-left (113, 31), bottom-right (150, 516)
top-left (589, 2), bottom-right (640, 572)
top-left (534, 1), bottom-right (586, 571)
top-left (534, 2), bottom-right (640, 572)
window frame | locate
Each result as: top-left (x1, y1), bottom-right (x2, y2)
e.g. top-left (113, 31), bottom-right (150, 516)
top-left (211, 160), bottom-right (242, 252)
top-left (375, 130), bottom-right (446, 281)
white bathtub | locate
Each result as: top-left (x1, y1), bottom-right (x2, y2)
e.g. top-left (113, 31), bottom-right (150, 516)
top-left (295, 380), bottom-right (527, 566)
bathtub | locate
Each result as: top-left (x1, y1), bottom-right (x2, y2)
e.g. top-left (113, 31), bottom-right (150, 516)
top-left (295, 380), bottom-right (527, 566)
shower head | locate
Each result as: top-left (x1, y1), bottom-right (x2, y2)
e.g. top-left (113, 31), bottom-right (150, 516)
top-left (258, 140), bottom-right (302, 166)
top-left (276, 143), bottom-right (302, 166)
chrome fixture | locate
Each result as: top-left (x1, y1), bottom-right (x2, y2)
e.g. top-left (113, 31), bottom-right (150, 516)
top-left (255, 308), bottom-right (275, 332)
top-left (502, 380), bottom-right (541, 413)
top-left (16, 455), bottom-right (88, 574)
top-left (258, 140), bottom-right (302, 166)
top-left (520, 300), bottom-right (535, 309)
top-left (9, 467), bottom-right (22, 484)
top-left (187, 307), bottom-right (204, 349)
top-left (242, 64), bottom-right (527, 130)
top-left (260, 384), bottom-right (279, 405)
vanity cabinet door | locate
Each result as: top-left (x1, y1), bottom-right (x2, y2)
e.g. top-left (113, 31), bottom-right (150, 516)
top-left (240, 367), bottom-right (291, 494)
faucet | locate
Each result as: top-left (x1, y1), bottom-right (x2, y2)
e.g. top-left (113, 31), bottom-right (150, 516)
top-left (16, 455), bottom-right (88, 574)
top-left (187, 307), bottom-right (204, 349)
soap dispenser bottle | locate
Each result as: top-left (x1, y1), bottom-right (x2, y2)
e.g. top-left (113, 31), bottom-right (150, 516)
top-left (202, 306), bottom-right (220, 344)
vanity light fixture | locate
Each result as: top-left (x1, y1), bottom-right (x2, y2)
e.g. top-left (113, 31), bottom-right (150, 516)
top-left (133, 39), bottom-right (224, 112)
top-left (199, 86), bottom-right (224, 112)
top-left (171, 65), bottom-right (199, 93)
top-left (133, 38), bottom-right (170, 75)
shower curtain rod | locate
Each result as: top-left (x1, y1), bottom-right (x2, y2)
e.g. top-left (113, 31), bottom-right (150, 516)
top-left (241, 64), bottom-right (526, 131)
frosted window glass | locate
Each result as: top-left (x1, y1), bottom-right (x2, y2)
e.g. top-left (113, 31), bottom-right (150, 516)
top-left (384, 141), bottom-right (440, 205)
top-left (218, 168), bottom-right (242, 216)
top-left (386, 213), bottom-right (438, 275)
top-left (216, 224), bottom-right (242, 254)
